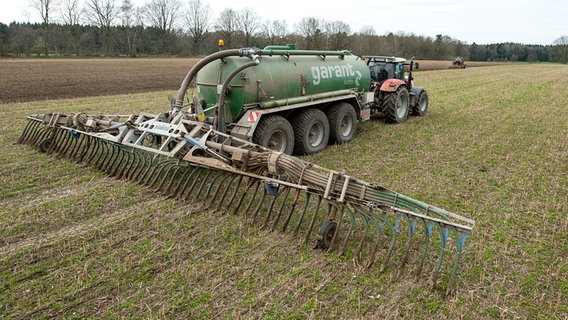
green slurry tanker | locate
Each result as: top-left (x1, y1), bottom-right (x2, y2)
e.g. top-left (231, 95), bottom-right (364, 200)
top-left (19, 44), bottom-right (475, 296)
top-left (179, 44), bottom-right (428, 155)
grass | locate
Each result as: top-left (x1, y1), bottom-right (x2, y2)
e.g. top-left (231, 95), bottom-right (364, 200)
top-left (1, 64), bottom-right (567, 319)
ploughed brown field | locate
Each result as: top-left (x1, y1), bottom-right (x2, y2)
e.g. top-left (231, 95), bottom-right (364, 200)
top-left (0, 58), bottom-right (500, 103)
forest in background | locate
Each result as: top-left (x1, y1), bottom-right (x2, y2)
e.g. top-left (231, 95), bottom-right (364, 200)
top-left (1, 0), bottom-right (567, 63)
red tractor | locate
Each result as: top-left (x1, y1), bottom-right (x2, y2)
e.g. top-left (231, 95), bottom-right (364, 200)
top-left (450, 56), bottom-right (467, 69)
top-left (367, 56), bottom-right (429, 123)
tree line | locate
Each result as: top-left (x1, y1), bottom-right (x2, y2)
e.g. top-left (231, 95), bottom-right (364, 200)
top-left (1, 0), bottom-right (567, 63)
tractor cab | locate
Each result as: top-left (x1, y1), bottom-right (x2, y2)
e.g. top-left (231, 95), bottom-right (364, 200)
top-left (367, 56), bottom-right (407, 84)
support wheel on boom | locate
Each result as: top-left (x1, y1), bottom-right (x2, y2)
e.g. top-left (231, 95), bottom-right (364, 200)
top-left (316, 220), bottom-right (337, 251)
top-left (382, 86), bottom-right (410, 123)
top-left (253, 115), bottom-right (294, 154)
top-left (38, 137), bottom-right (53, 153)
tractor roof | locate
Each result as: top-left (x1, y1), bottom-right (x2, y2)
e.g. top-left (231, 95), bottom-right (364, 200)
top-left (366, 56), bottom-right (407, 63)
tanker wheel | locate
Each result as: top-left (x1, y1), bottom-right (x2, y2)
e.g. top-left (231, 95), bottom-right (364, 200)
top-left (382, 86), bottom-right (410, 123)
top-left (292, 108), bottom-right (330, 155)
top-left (253, 114), bottom-right (294, 154)
top-left (316, 220), bottom-right (337, 250)
top-left (326, 102), bottom-right (357, 144)
top-left (412, 90), bottom-right (429, 116)
top-left (38, 137), bottom-right (53, 153)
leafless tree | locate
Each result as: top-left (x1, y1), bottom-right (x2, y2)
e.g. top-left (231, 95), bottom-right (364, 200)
top-left (30, 0), bottom-right (53, 55)
top-left (261, 19), bottom-right (288, 45)
top-left (120, 0), bottom-right (134, 26)
top-left (236, 7), bottom-right (261, 47)
top-left (86, 0), bottom-right (120, 54)
top-left (351, 25), bottom-right (377, 55)
top-left (552, 35), bottom-right (568, 64)
top-left (186, 0), bottom-right (211, 55)
top-left (325, 20), bottom-right (350, 51)
top-left (120, 0), bottom-right (143, 56)
top-left (59, 0), bottom-right (83, 54)
top-left (145, 0), bottom-right (181, 54)
top-left (60, 0), bottom-right (83, 25)
top-left (215, 8), bottom-right (238, 48)
top-left (295, 17), bottom-right (326, 49)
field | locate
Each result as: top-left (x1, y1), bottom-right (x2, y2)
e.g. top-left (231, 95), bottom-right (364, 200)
top-left (0, 59), bottom-right (566, 319)
top-left (0, 58), bottom-right (199, 103)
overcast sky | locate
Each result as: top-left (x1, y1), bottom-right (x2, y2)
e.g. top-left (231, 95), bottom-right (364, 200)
top-left (1, 0), bottom-right (566, 45)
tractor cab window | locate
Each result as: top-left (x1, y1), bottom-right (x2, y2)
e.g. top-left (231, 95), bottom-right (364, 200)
top-left (395, 63), bottom-right (404, 80)
top-left (369, 61), bottom-right (395, 82)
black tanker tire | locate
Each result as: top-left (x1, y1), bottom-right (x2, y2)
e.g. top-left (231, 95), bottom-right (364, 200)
top-left (291, 108), bottom-right (330, 155)
top-left (38, 137), bottom-right (53, 153)
top-left (382, 86), bottom-right (410, 123)
top-left (252, 115), bottom-right (294, 155)
top-left (412, 90), bottom-right (429, 116)
top-left (326, 102), bottom-right (357, 144)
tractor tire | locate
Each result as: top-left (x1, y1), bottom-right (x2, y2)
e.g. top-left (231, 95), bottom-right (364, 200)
top-left (253, 115), bottom-right (294, 154)
top-left (326, 102), bottom-right (357, 144)
top-left (292, 108), bottom-right (330, 155)
top-left (382, 86), bottom-right (410, 123)
top-left (412, 89), bottom-right (429, 116)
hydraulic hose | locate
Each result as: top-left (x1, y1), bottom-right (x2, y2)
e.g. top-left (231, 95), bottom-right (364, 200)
top-left (175, 49), bottom-right (251, 107)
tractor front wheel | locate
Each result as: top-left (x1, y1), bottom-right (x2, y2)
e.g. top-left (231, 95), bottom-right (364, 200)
top-left (382, 86), bottom-right (410, 123)
top-left (412, 90), bottom-right (429, 116)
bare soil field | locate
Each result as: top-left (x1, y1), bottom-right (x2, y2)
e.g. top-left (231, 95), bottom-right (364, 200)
top-left (0, 58), bottom-right (499, 103)
top-left (0, 58), bottom-right (199, 103)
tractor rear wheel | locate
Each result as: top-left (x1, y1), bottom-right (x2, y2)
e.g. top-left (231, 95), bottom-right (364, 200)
top-left (253, 115), bottom-right (294, 154)
top-left (412, 90), bottom-right (429, 116)
top-left (292, 108), bottom-right (330, 155)
top-left (382, 86), bottom-right (410, 123)
top-left (326, 102), bottom-right (357, 144)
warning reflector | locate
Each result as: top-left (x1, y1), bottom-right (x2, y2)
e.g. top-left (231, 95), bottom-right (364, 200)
top-left (249, 112), bottom-right (259, 122)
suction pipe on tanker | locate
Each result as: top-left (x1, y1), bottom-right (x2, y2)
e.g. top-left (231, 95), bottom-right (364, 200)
top-left (173, 43), bottom-right (261, 108)
top-left (215, 54), bottom-right (261, 134)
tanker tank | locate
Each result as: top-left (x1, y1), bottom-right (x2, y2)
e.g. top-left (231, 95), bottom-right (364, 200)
top-left (194, 47), bottom-right (371, 124)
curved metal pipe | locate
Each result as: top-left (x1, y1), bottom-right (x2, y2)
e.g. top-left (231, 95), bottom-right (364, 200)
top-left (216, 57), bottom-right (260, 133)
top-left (174, 49), bottom-right (248, 107)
